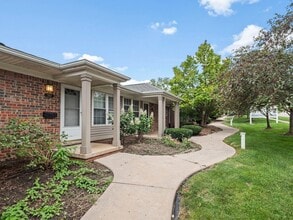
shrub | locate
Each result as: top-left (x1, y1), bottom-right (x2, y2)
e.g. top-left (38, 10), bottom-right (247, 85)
top-left (164, 128), bottom-right (193, 141)
top-left (181, 125), bottom-right (202, 136)
top-left (180, 122), bottom-right (194, 127)
top-left (136, 110), bottom-right (153, 142)
top-left (120, 110), bottom-right (137, 144)
top-left (181, 138), bottom-right (192, 149)
top-left (161, 135), bottom-right (177, 148)
top-left (0, 118), bottom-right (64, 169)
top-left (120, 109), bottom-right (153, 144)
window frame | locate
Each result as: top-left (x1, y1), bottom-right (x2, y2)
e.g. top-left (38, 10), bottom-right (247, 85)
top-left (133, 100), bottom-right (140, 118)
top-left (92, 91), bottom-right (114, 126)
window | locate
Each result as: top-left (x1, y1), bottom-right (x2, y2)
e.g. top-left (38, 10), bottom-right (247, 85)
top-left (64, 89), bottom-right (80, 126)
top-left (93, 92), bottom-right (115, 125)
top-left (124, 98), bottom-right (131, 112)
top-left (108, 96), bottom-right (114, 124)
top-left (133, 100), bottom-right (139, 117)
top-left (93, 92), bottom-right (106, 125)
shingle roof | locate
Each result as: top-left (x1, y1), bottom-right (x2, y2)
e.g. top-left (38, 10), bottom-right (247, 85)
top-left (122, 83), bottom-right (182, 102)
top-left (123, 83), bottom-right (164, 93)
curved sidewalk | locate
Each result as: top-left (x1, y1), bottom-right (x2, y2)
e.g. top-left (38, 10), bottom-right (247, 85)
top-left (82, 121), bottom-right (238, 220)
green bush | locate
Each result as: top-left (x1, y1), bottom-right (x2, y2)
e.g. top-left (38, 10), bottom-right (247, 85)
top-left (0, 118), bottom-right (64, 169)
top-left (180, 122), bottom-right (194, 127)
top-left (161, 135), bottom-right (177, 148)
top-left (181, 125), bottom-right (202, 136)
top-left (120, 109), bottom-right (153, 144)
top-left (136, 110), bottom-right (153, 142)
top-left (164, 128), bottom-right (193, 142)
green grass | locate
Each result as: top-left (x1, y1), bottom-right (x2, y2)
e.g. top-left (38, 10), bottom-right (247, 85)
top-left (179, 118), bottom-right (293, 219)
top-left (279, 116), bottom-right (289, 122)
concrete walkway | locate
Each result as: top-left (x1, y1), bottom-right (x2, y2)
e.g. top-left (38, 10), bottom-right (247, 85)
top-left (82, 121), bottom-right (238, 220)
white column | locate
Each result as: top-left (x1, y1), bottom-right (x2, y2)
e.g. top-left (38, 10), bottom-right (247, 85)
top-left (112, 84), bottom-right (121, 146)
top-left (158, 96), bottom-right (164, 137)
top-left (174, 102), bottom-right (180, 128)
top-left (163, 97), bottom-right (166, 131)
top-left (80, 74), bottom-right (92, 154)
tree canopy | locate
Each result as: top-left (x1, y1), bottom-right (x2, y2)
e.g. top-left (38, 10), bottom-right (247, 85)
top-left (221, 3), bottom-right (293, 133)
top-left (149, 77), bottom-right (170, 91)
top-left (170, 41), bottom-right (227, 125)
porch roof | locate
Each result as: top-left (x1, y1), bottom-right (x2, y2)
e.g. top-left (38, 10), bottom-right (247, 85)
top-left (0, 44), bottom-right (130, 85)
top-left (122, 83), bottom-right (182, 102)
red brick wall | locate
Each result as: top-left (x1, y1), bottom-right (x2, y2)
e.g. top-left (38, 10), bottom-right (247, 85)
top-left (0, 69), bottom-right (61, 134)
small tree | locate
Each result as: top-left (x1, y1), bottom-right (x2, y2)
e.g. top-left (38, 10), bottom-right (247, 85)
top-left (120, 109), bottom-right (136, 145)
top-left (136, 110), bottom-right (153, 142)
top-left (120, 109), bottom-right (153, 144)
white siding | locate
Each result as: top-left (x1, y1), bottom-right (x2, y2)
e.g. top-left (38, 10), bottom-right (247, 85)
top-left (91, 125), bottom-right (113, 141)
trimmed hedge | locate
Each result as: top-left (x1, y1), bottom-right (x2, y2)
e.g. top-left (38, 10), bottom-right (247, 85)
top-left (164, 128), bottom-right (193, 141)
top-left (181, 125), bottom-right (202, 136)
top-left (180, 122), bottom-right (194, 127)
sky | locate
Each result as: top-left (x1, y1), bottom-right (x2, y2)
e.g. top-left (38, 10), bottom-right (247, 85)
top-left (0, 0), bottom-right (290, 84)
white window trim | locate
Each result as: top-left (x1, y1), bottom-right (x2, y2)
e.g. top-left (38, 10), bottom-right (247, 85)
top-left (92, 91), bottom-right (113, 126)
top-left (133, 99), bottom-right (140, 117)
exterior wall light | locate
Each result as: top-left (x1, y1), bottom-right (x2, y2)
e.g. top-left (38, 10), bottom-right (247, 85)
top-left (45, 84), bottom-right (54, 98)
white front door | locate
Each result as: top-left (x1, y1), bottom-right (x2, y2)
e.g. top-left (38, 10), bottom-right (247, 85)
top-left (61, 85), bottom-right (81, 140)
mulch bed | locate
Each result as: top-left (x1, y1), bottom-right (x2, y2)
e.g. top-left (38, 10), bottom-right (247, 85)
top-left (0, 158), bottom-right (112, 219)
top-left (122, 125), bottom-right (221, 155)
top-left (122, 138), bottom-right (201, 155)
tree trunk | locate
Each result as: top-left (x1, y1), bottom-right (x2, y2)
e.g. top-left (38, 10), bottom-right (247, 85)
top-left (289, 108), bottom-right (293, 135)
top-left (201, 111), bottom-right (206, 126)
top-left (246, 110), bottom-right (250, 119)
top-left (137, 132), bottom-right (143, 143)
top-left (266, 112), bottom-right (271, 129)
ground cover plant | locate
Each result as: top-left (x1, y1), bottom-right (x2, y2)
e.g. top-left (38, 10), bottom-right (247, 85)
top-left (0, 118), bottom-right (113, 219)
top-left (179, 117), bottom-right (293, 219)
top-left (0, 146), bottom-right (112, 220)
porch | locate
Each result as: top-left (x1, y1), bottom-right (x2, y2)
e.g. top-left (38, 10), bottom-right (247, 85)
top-left (70, 142), bottom-right (123, 160)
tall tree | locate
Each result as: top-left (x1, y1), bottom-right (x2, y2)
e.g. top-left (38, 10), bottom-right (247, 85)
top-left (170, 41), bottom-right (225, 126)
top-left (260, 3), bottom-right (293, 134)
top-left (149, 77), bottom-right (170, 91)
top-left (221, 48), bottom-right (282, 129)
top-left (221, 3), bottom-right (293, 133)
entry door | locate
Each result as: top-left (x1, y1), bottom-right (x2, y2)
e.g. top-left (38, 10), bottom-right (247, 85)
top-left (61, 86), bottom-right (81, 140)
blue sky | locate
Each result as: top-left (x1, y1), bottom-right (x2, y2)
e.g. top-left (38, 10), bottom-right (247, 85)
top-left (0, 0), bottom-right (289, 84)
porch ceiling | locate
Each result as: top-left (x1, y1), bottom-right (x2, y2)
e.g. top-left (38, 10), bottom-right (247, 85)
top-left (0, 46), bottom-right (61, 78)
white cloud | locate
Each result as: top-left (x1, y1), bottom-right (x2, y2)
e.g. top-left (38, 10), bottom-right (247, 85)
top-left (62, 52), bottom-right (79, 60)
top-left (221, 24), bottom-right (262, 54)
top-left (150, 20), bottom-right (178, 35)
top-left (114, 66), bottom-right (128, 72)
top-left (121, 79), bottom-right (150, 85)
top-left (150, 22), bottom-right (160, 30)
top-left (162, 27), bottom-right (177, 35)
top-left (199, 0), bottom-right (260, 16)
top-left (78, 54), bottom-right (104, 63)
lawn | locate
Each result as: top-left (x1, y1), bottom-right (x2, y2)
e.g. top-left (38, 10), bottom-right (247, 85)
top-left (279, 116), bottom-right (289, 122)
top-left (179, 117), bottom-right (293, 219)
